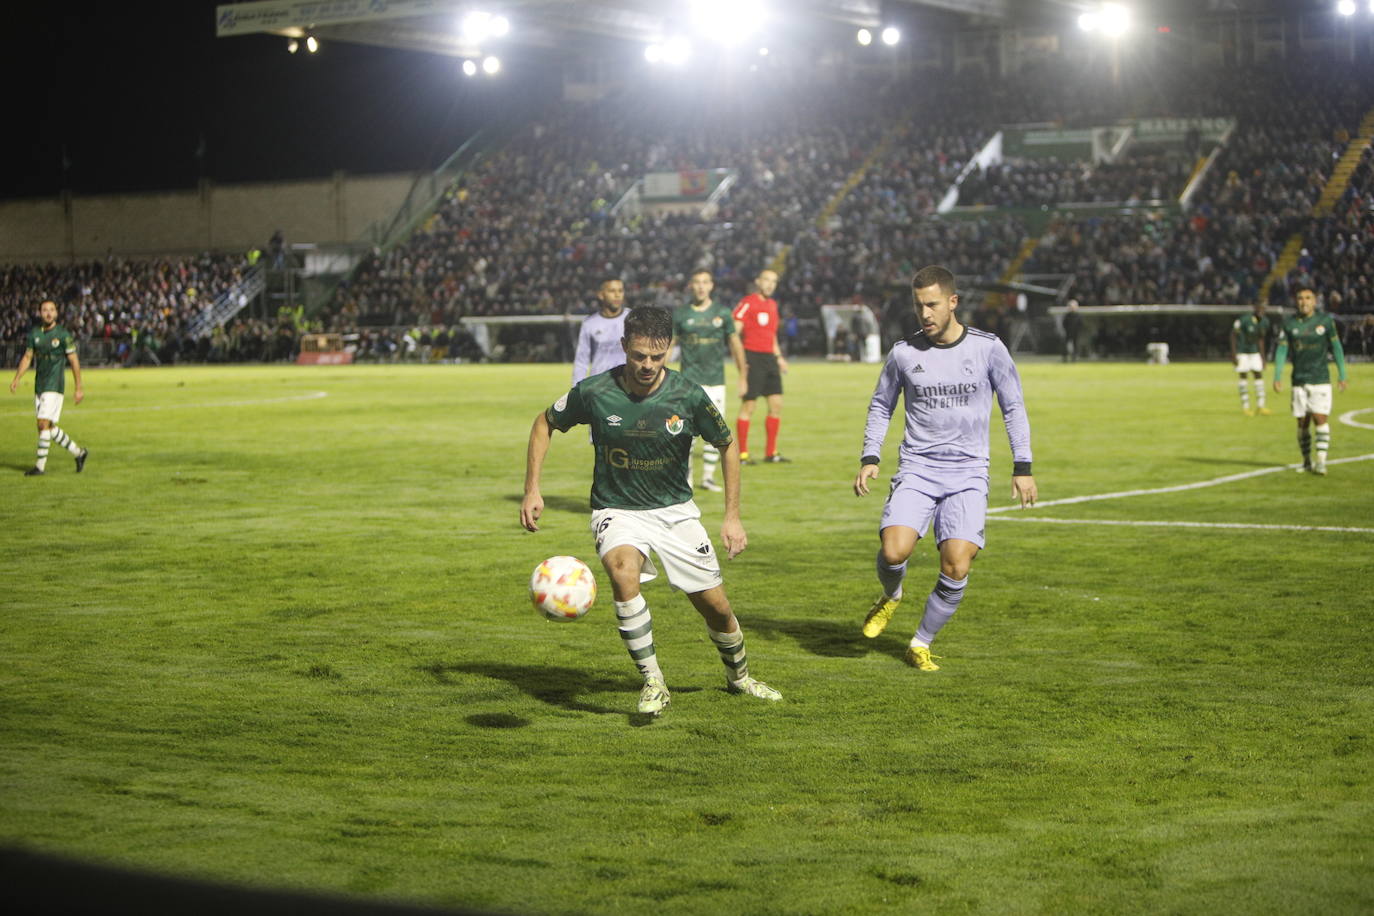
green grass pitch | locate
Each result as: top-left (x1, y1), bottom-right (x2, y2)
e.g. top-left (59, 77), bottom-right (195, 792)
top-left (2, 359), bottom-right (1372, 914)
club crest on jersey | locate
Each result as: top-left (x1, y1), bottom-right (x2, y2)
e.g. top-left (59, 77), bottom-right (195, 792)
top-left (1317, 326), bottom-right (1326, 335)
top-left (665, 415), bottom-right (684, 435)
top-left (962, 360), bottom-right (976, 376)
top-left (51, 339), bottom-right (61, 348)
top-left (607, 414), bottom-right (622, 426)
top-left (711, 316), bottom-right (722, 327)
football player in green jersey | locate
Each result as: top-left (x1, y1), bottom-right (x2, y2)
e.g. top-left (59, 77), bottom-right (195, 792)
top-left (9, 300), bottom-right (88, 476)
top-left (521, 306), bottom-right (781, 716)
top-left (1229, 302), bottom-right (1270, 415)
top-left (1273, 287), bottom-right (1348, 475)
top-left (673, 269), bottom-right (746, 492)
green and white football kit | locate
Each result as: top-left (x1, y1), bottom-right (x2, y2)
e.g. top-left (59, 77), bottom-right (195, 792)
top-left (1273, 310), bottom-right (1348, 472)
top-left (546, 366), bottom-right (732, 593)
top-left (673, 300), bottom-right (736, 489)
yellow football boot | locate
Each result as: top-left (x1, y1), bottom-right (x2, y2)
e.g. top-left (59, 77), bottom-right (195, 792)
top-left (862, 595), bottom-right (901, 638)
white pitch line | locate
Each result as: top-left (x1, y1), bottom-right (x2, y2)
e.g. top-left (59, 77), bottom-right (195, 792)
top-left (988, 451), bottom-right (1374, 514)
top-left (8, 390), bottom-right (329, 415)
top-left (1341, 406), bottom-right (1374, 431)
top-left (991, 516), bottom-right (1374, 534)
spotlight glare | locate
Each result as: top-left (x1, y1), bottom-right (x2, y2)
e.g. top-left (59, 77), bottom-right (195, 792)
top-left (462, 58), bottom-right (478, 76)
top-left (880, 26), bottom-right (900, 45)
top-left (1078, 12), bottom-right (1098, 31)
top-left (491, 15), bottom-right (510, 36)
top-left (482, 55), bottom-right (501, 74)
top-left (644, 43), bottom-right (663, 63)
top-left (1337, 0), bottom-right (1356, 16)
top-left (758, 46), bottom-right (768, 56)
top-left (662, 36), bottom-right (690, 65)
top-left (690, 0), bottom-right (766, 46)
top-left (857, 28), bottom-right (872, 46)
top-left (1100, 3), bottom-right (1131, 35)
top-left (305, 34), bottom-right (319, 53)
top-left (287, 38), bottom-right (299, 53)
top-left (462, 10), bottom-right (492, 41)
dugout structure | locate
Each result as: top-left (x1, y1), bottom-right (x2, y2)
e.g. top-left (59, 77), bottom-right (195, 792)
top-left (821, 304), bottom-right (882, 363)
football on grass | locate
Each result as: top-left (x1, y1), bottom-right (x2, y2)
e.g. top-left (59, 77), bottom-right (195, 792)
top-left (529, 556), bottom-right (597, 621)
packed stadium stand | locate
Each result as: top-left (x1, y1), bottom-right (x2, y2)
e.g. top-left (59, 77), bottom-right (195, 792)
top-left (4, 51), bottom-right (1373, 365)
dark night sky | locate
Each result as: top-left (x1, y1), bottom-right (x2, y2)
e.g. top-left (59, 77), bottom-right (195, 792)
top-left (1, 2), bottom-right (562, 200)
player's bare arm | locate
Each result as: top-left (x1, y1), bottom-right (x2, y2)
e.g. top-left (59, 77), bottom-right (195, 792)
top-left (1012, 475), bottom-right (1037, 508)
top-left (718, 438), bottom-right (747, 559)
top-left (521, 411), bottom-right (554, 531)
top-left (854, 462), bottom-right (881, 496)
top-left (9, 350), bottom-right (33, 393)
top-left (728, 333), bottom-right (747, 377)
top-left (68, 352), bottom-right (84, 404)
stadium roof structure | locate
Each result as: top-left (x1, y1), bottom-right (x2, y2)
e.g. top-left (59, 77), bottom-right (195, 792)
top-left (214, 1), bottom-right (1330, 60)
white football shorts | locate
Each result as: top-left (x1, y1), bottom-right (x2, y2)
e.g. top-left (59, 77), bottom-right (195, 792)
top-left (35, 392), bottom-right (64, 422)
top-left (589, 500), bottom-right (723, 594)
top-left (1234, 353), bottom-right (1263, 374)
top-left (1291, 383), bottom-right (1333, 418)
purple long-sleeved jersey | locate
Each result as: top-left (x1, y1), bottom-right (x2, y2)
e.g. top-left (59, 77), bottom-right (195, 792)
top-left (862, 327), bottom-right (1032, 473)
top-left (572, 309), bottom-right (630, 384)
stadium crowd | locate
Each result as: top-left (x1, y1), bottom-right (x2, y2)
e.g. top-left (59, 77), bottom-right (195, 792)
top-left (3, 56), bottom-right (1372, 364)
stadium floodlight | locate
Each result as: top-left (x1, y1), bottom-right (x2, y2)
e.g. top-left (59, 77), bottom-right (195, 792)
top-left (1078, 12), bottom-right (1099, 31)
top-left (881, 26), bottom-right (900, 45)
top-left (758, 46), bottom-right (769, 56)
top-left (482, 55), bottom-right (501, 74)
top-left (690, 0), bottom-right (767, 46)
top-left (644, 43), bottom-right (663, 63)
top-left (857, 28), bottom-right (873, 46)
top-left (462, 58), bottom-right (478, 76)
top-left (462, 10), bottom-right (510, 43)
top-left (287, 38), bottom-right (299, 53)
top-left (662, 36), bottom-right (691, 65)
top-left (1337, 0), bottom-right (1356, 15)
top-left (1099, 3), bottom-right (1130, 35)
top-left (305, 34), bottom-right (319, 53)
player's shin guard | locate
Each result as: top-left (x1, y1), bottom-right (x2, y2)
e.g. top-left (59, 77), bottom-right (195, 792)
top-left (1315, 423), bottom-right (1331, 465)
top-left (35, 430), bottom-right (52, 471)
top-left (616, 595), bottom-right (662, 681)
top-left (914, 573), bottom-right (967, 647)
top-left (1254, 380), bottom-right (1266, 408)
top-left (1298, 428), bottom-right (1312, 463)
top-left (50, 425), bottom-right (81, 456)
top-left (876, 551), bottom-right (907, 600)
top-left (1237, 380), bottom-right (1249, 409)
top-left (707, 626), bottom-right (749, 684)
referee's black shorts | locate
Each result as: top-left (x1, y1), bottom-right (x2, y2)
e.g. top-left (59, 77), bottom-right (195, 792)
top-left (744, 352), bottom-right (783, 399)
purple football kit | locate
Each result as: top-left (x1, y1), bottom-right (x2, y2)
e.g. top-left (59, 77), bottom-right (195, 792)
top-left (862, 326), bottom-right (1033, 547)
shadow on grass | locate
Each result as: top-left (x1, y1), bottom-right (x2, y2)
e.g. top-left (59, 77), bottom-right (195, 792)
top-left (424, 661), bottom-right (700, 726)
top-left (743, 612), bottom-right (908, 662)
top-left (503, 493), bottom-right (589, 515)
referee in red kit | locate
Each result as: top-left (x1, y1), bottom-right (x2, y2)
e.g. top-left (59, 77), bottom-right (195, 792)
top-left (732, 268), bottom-right (789, 464)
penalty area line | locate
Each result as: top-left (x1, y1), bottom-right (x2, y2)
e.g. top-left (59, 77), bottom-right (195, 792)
top-left (989, 452), bottom-right (1374, 514)
top-left (990, 516), bottom-right (1374, 534)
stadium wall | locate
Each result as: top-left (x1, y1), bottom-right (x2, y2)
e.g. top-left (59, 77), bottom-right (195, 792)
top-left (0, 172), bottom-right (416, 264)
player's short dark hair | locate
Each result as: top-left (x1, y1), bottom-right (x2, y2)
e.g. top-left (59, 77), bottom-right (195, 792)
top-left (599, 275), bottom-right (623, 289)
top-left (1293, 283), bottom-right (1316, 295)
top-left (623, 306), bottom-right (673, 345)
top-left (689, 268), bottom-right (712, 281)
top-left (912, 266), bottom-right (957, 296)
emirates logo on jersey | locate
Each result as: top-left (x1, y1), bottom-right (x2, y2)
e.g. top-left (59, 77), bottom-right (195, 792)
top-left (665, 415), bottom-right (684, 435)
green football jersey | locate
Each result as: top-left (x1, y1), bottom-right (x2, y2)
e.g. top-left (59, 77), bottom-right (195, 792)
top-left (1275, 312), bottom-right (1346, 387)
top-left (1232, 313), bottom-right (1269, 354)
top-left (547, 367), bottom-right (733, 510)
top-left (26, 324), bottom-right (75, 394)
top-left (673, 301), bottom-right (735, 386)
